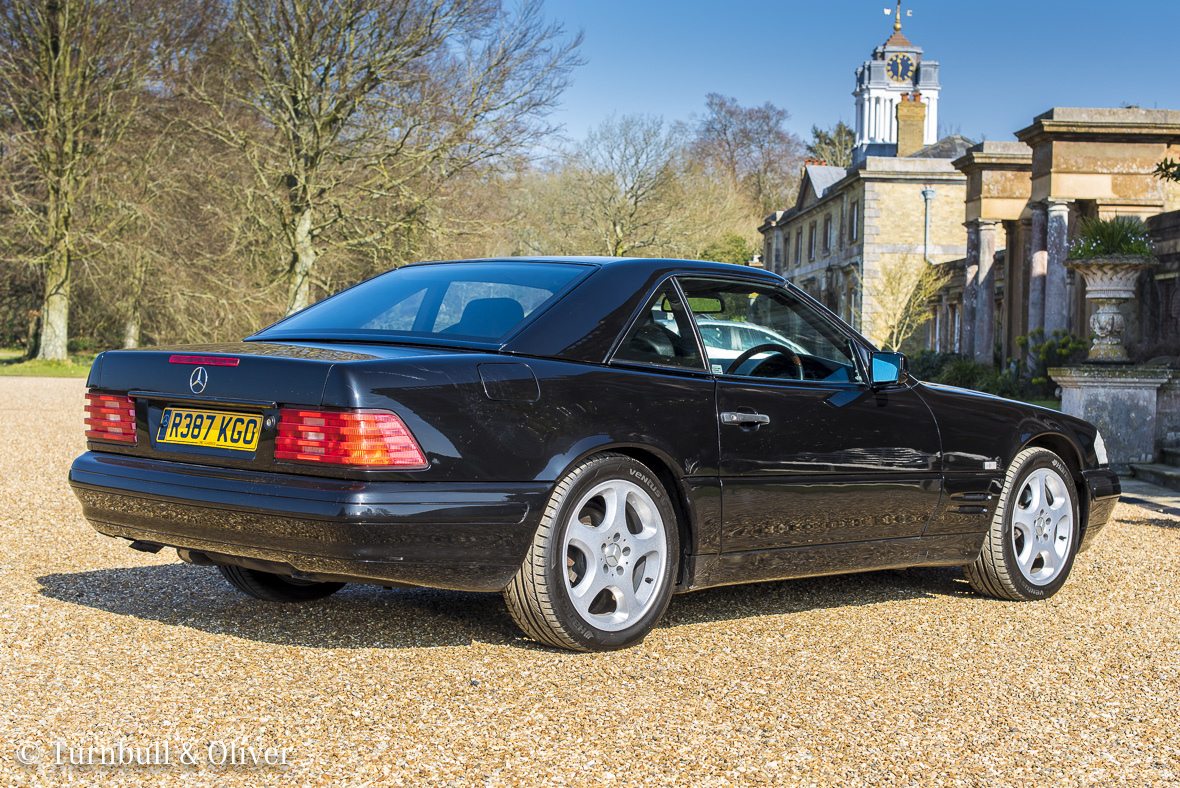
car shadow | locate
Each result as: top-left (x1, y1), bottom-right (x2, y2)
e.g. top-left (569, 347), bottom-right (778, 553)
top-left (660, 565), bottom-right (971, 630)
top-left (36, 561), bottom-right (970, 651)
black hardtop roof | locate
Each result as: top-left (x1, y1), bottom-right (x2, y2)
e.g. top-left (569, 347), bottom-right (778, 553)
top-left (407, 256), bottom-right (786, 281)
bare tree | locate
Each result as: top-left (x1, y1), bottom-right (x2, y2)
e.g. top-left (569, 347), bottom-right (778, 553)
top-left (187, 0), bottom-right (581, 316)
top-left (687, 93), bottom-right (804, 217)
top-left (0, 0), bottom-right (149, 360)
top-left (861, 256), bottom-right (948, 351)
top-left (513, 114), bottom-right (749, 260)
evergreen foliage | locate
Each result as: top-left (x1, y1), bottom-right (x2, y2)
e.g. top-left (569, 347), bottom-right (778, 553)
top-left (1068, 216), bottom-right (1154, 259)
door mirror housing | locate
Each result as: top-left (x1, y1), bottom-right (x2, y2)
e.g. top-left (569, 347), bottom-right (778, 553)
top-left (870, 351), bottom-right (909, 386)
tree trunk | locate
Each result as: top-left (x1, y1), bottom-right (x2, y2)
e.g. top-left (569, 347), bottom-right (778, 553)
top-left (122, 313), bottom-right (140, 348)
top-left (285, 206), bottom-right (316, 316)
top-left (37, 202), bottom-right (71, 361)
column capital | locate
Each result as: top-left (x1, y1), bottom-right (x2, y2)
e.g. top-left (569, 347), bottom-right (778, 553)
top-left (976, 218), bottom-right (1000, 229)
top-left (1046, 197), bottom-right (1072, 215)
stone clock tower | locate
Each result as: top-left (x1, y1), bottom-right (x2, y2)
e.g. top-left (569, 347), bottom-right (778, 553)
top-left (852, 2), bottom-right (940, 164)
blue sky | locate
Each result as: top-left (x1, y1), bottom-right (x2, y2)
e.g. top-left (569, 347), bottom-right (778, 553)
top-left (540, 0), bottom-right (1177, 146)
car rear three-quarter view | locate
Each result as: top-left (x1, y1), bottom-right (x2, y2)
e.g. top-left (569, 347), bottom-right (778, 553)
top-left (70, 257), bottom-right (1122, 652)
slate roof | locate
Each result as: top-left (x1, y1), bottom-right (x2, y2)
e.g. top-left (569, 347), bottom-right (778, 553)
top-left (906, 135), bottom-right (976, 160)
top-left (803, 165), bottom-right (849, 199)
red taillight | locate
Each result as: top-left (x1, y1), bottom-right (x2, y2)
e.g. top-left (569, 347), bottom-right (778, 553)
top-left (85, 393), bottom-right (137, 445)
top-left (275, 409), bottom-right (428, 468)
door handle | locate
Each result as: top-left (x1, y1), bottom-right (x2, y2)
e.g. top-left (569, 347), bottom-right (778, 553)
top-left (720, 411), bottom-right (770, 426)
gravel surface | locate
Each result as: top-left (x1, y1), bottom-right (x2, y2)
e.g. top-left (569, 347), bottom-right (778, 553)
top-left (1, 376), bottom-right (1178, 787)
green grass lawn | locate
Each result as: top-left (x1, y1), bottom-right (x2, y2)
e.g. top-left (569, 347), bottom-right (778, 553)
top-left (0, 348), bottom-right (96, 378)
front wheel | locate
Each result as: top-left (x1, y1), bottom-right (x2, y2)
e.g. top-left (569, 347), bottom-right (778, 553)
top-left (965, 447), bottom-right (1080, 601)
top-left (504, 454), bottom-right (679, 651)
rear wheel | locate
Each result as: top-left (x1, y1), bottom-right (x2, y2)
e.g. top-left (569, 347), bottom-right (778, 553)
top-left (965, 447), bottom-right (1079, 601)
top-left (218, 565), bottom-right (346, 602)
top-left (504, 454), bottom-right (679, 651)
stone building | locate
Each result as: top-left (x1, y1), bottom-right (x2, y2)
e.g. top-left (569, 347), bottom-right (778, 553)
top-left (759, 14), bottom-right (970, 347)
top-left (946, 108), bottom-right (1180, 364)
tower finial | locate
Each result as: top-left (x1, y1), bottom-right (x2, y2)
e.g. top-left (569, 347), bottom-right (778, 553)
top-left (894, 1), bottom-right (902, 32)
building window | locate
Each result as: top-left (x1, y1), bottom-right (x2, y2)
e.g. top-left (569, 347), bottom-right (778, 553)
top-left (808, 223), bottom-right (816, 261)
top-left (850, 201), bottom-right (859, 241)
top-left (823, 214), bottom-right (832, 255)
top-left (794, 230), bottom-right (802, 267)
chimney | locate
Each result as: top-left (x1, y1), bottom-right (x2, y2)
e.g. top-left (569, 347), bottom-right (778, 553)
top-left (896, 94), bottom-right (926, 157)
top-left (804, 158), bottom-right (827, 166)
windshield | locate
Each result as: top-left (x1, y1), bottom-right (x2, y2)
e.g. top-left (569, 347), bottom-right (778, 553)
top-left (252, 262), bottom-right (589, 344)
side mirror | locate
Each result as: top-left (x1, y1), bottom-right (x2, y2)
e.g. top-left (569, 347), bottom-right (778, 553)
top-left (870, 351), bottom-right (909, 386)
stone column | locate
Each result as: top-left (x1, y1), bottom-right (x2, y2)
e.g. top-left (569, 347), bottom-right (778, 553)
top-left (1045, 198), bottom-right (1072, 335)
top-left (937, 296), bottom-right (949, 353)
top-left (960, 221), bottom-right (980, 358)
top-left (974, 219), bottom-right (998, 364)
top-left (1027, 203), bottom-right (1047, 369)
top-left (1011, 218), bottom-right (1030, 346)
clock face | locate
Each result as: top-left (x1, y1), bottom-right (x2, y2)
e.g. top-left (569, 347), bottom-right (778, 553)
top-left (887, 53), bottom-right (915, 83)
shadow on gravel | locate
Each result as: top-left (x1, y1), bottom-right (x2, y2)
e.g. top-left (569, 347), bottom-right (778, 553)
top-left (660, 565), bottom-right (970, 630)
top-left (1138, 516), bottom-right (1180, 529)
top-left (37, 560), bottom-right (970, 650)
top-left (36, 562), bottom-right (520, 650)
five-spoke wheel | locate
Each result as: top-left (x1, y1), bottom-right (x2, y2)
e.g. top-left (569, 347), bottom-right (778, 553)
top-left (966, 447), bottom-right (1079, 601)
top-left (562, 478), bottom-right (668, 632)
top-left (504, 453), bottom-right (678, 651)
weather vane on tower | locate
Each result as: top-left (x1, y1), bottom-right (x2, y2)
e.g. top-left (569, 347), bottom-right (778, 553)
top-left (886, 1), bottom-right (912, 31)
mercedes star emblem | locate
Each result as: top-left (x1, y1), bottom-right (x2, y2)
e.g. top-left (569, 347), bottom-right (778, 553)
top-left (189, 366), bottom-right (209, 394)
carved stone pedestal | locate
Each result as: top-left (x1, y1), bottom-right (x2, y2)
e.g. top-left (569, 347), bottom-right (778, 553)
top-left (1049, 365), bottom-right (1170, 473)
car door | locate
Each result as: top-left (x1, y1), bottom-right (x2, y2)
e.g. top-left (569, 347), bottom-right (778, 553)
top-left (675, 276), bottom-right (942, 552)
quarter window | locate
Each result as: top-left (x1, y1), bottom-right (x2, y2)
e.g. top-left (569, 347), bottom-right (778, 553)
top-left (613, 286), bottom-right (705, 370)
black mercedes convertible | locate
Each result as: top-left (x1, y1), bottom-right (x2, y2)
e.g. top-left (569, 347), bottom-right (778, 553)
top-left (70, 257), bottom-right (1121, 651)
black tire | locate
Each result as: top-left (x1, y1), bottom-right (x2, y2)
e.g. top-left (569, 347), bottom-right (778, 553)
top-left (503, 453), bottom-right (679, 651)
top-left (218, 565), bottom-right (346, 602)
top-left (965, 447), bottom-right (1080, 601)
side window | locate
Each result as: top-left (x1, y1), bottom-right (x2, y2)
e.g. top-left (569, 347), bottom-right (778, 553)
top-left (613, 286), bottom-right (705, 370)
top-left (678, 277), bottom-right (862, 383)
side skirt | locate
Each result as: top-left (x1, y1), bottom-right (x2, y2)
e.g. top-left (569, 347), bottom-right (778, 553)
top-left (678, 532), bottom-right (987, 592)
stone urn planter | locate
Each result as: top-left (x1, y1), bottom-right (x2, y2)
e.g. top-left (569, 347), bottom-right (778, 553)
top-left (1064, 254), bottom-right (1157, 363)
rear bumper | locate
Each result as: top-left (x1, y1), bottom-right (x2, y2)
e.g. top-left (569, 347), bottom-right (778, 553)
top-left (69, 452), bottom-right (551, 592)
top-left (1079, 467), bottom-right (1121, 552)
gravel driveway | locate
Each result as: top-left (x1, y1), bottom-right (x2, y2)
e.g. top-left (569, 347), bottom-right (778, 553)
top-left (2, 376), bottom-right (1178, 787)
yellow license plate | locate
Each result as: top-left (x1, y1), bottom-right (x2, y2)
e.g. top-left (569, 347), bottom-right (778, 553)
top-left (157, 408), bottom-right (262, 451)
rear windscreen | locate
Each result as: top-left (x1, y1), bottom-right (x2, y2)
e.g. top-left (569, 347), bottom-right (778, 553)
top-left (253, 262), bottom-right (589, 343)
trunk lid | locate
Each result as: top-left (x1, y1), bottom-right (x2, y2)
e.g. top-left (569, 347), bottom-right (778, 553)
top-left (85, 341), bottom-right (471, 476)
